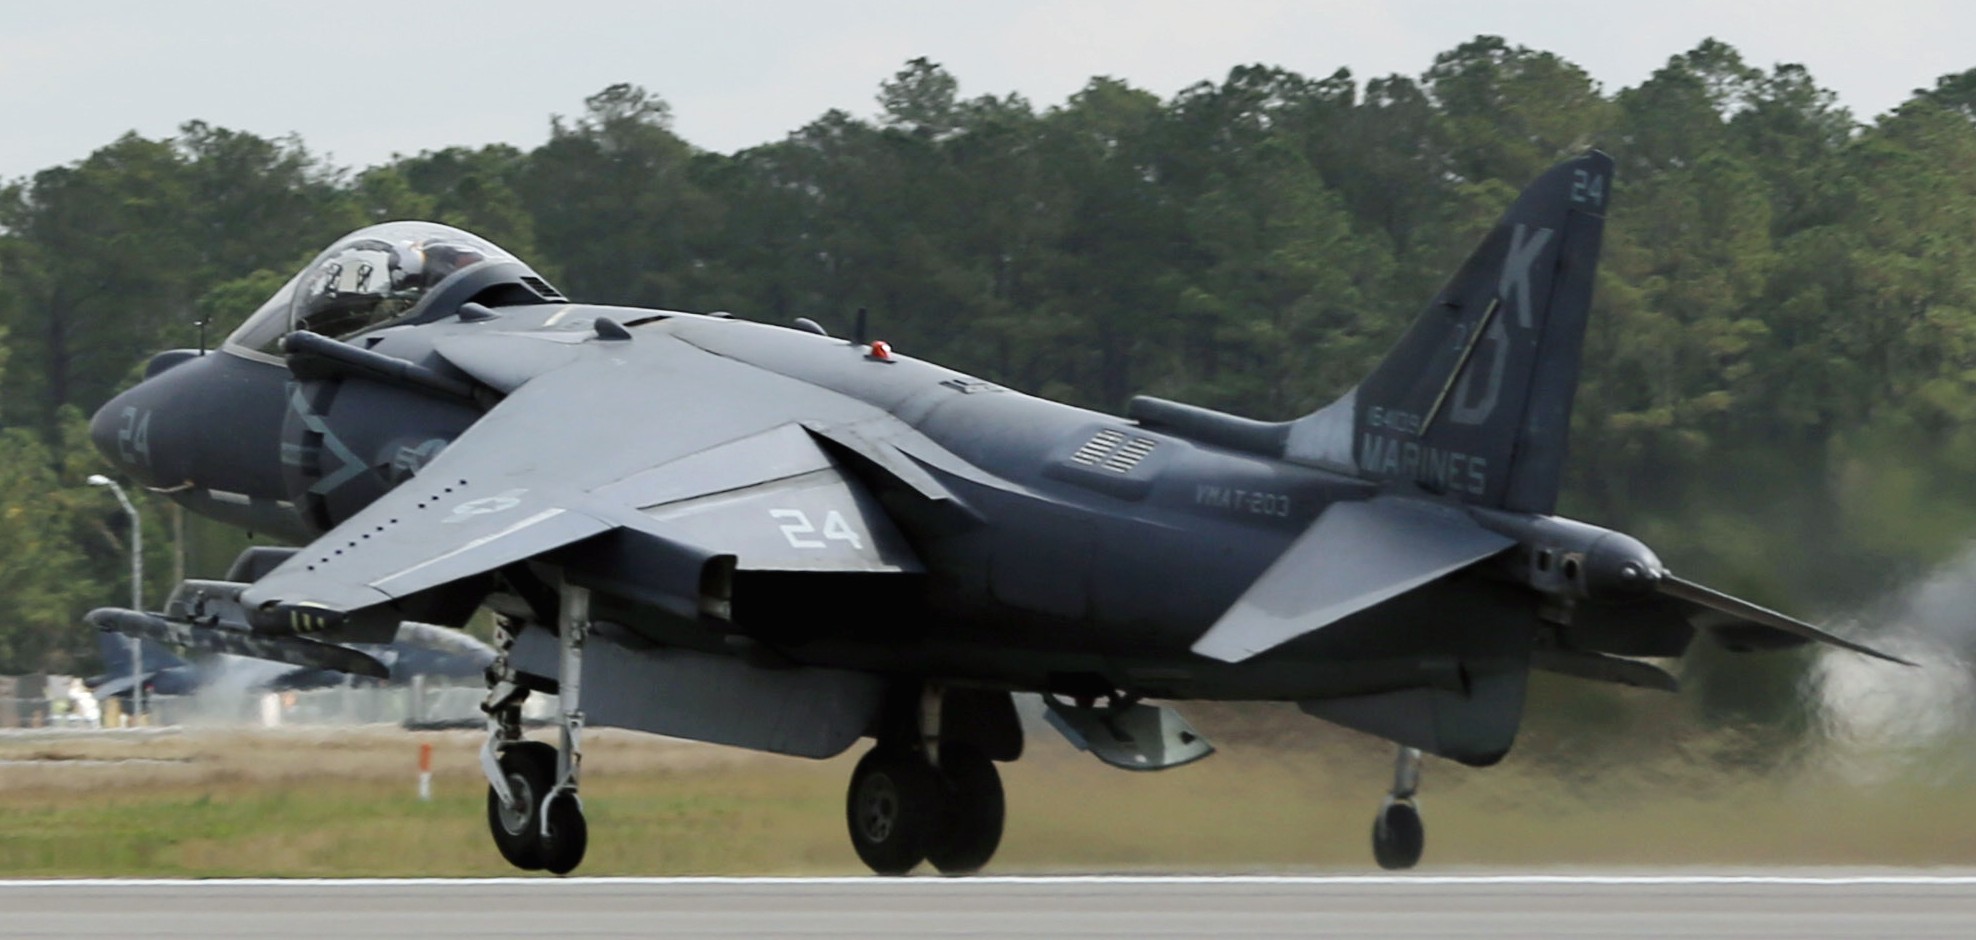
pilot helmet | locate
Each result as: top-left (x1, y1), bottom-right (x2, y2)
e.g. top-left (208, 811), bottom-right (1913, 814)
top-left (388, 239), bottom-right (489, 293)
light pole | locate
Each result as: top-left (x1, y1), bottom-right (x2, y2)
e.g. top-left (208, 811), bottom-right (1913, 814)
top-left (87, 474), bottom-right (144, 724)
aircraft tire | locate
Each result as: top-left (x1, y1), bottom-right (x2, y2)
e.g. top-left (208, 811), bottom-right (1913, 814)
top-left (846, 745), bottom-right (946, 875)
top-left (926, 744), bottom-right (1004, 875)
top-left (540, 793), bottom-right (589, 876)
top-left (486, 741), bottom-right (557, 871)
top-left (1371, 799), bottom-right (1425, 870)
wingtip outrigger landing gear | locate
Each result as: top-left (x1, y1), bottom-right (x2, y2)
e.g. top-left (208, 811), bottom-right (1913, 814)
top-left (481, 586), bottom-right (592, 876)
top-left (1371, 745), bottom-right (1426, 870)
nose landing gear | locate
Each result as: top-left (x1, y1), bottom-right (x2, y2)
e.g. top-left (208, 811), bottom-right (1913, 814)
top-left (481, 585), bottom-right (592, 876)
top-left (486, 739), bottom-right (559, 870)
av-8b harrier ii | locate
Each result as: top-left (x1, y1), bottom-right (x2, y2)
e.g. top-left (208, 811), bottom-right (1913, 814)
top-left (87, 151), bottom-right (1900, 875)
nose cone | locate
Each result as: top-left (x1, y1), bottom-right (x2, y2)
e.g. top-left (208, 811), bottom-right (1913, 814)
top-left (92, 349), bottom-right (212, 486)
top-left (90, 349), bottom-right (292, 496)
top-left (92, 381), bottom-right (185, 489)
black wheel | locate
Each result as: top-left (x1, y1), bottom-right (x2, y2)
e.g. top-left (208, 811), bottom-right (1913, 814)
top-left (540, 792), bottom-right (589, 876)
top-left (486, 741), bottom-right (557, 871)
top-left (926, 744), bottom-right (1004, 875)
top-left (1372, 799), bottom-right (1425, 871)
top-left (846, 746), bottom-right (947, 875)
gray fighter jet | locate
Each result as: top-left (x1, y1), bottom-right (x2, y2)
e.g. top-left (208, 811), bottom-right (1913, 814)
top-left (84, 151), bottom-right (1900, 876)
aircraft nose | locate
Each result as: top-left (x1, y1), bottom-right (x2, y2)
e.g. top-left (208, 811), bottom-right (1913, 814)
top-left (91, 382), bottom-right (180, 488)
top-left (88, 348), bottom-right (299, 509)
top-left (90, 350), bottom-right (214, 489)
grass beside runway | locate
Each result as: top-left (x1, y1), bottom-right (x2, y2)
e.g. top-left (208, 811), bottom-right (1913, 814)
top-left (1, 713), bottom-right (1973, 877)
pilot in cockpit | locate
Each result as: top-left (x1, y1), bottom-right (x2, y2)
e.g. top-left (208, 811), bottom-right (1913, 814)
top-left (292, 235), bottom-right (492, 340)
top-left (391, 240), bottom-right (487, 294)
top-left (224, 221), bottom-right (525, 356)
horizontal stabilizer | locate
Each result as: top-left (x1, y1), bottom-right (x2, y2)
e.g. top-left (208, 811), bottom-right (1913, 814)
top-left (1655, 575), bottom-right (1912, 666)
top-left (86, 608), bottom-right (390, 679)
top-left (1191, 497), bottom-right (1515, 663)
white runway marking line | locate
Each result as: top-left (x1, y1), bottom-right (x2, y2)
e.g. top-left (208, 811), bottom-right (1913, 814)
top-left (6, 874), bottom-right (1976, 888)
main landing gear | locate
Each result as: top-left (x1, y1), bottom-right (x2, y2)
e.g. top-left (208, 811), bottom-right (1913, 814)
top-left (481, 587), bottom-right (592, 875)
top-left (845, 686), bottom-right (1006, 875)
top-left (1371, 746), bottom-right (1425, 870)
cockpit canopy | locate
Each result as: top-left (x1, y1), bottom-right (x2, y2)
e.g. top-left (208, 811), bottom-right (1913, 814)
top-left (226, 222), bottom-right (552, 355)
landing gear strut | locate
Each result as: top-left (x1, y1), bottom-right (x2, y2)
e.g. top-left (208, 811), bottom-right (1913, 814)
top-left (845, 684), bottom-right (1006, 876)
top-left (1371, 746), bottom-right (1425, 870)
top-left (481, 586), bottom-right (592, 875)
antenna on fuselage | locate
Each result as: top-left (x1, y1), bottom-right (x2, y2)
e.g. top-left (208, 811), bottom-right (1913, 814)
top-left (195, 316), bottom-right (211, 355)
top-left (853, 307), bottom-right (868, 346)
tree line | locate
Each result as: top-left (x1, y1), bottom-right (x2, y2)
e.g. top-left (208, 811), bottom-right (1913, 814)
top-left (3, 38), bottom-right (1974, 730)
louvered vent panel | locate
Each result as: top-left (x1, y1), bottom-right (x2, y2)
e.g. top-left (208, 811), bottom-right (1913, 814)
top-left (1103, 437), bottom-right (1158, 472)
top-left (1072, 429), bottom-right (1127, 465)
top-left (1070, 429), bottom-right (1159, 473)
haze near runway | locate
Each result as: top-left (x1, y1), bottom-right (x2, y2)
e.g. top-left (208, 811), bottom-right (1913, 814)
top-left (5, 874), bottom-right (1976, 939)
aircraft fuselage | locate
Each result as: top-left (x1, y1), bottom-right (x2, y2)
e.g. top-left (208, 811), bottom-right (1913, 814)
top-left (95, 303), bottom-right (1516, 704)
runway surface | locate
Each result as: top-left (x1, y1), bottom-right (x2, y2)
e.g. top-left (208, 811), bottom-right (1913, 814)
top-left (5, 874), bottom-right (1975, 939)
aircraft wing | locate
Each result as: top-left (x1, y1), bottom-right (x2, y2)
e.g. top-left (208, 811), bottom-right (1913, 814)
top-left (241, 332), bottom-right (918, 636)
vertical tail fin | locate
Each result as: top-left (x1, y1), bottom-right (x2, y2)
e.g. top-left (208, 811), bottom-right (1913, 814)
top-left (1288, 151), bottom-right (1612, 514)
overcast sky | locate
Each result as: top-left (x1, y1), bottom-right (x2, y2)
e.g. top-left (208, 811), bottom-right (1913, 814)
top-left (3, 1), bottom-right (1971, 182)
